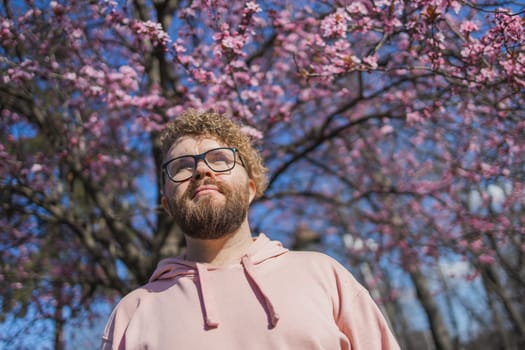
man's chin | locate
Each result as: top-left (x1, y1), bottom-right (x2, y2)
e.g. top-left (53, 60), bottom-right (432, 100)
top-left (185, 230), bottom-right (232, 240)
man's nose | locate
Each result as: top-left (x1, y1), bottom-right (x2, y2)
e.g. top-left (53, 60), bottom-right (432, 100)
top-left (193, 159), bottom-right (213, 179)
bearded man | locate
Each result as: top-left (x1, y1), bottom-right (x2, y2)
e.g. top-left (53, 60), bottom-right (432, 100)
top-left (101, 109), bottom-right (400, 350)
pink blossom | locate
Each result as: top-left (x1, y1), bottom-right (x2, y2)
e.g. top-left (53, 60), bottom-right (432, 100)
top-left (321, 8), bottom-right (350, 38)
top-left (240, 125), bottom-right (263, 139)
top-left (373, 0), bottom-right (391, 8)
top-left (494, 9), bottom-right (524, 42)
top-left (458, 240), bottom-right (468, 248)
top-left (214, 30), bottom-right (247, 57)
top-left (346, 2), bottom-right (368, 15)
top-left (191, 68), bottom-right (215, 83)
top-left (406, 111), bottom-right (422, 124)
top-left (165, 106), bottom-right (185, 118)
top-left (0, 19), bottom-right (14, 45)
top-left (470, 239), bottom-right (483, 252)
top-left (173, 41), bottom-right (187, 54)
top-left (128, 94), bottom-right (166, 109)
top-left (30, 164), bottom-right (43, 173)
top-left (240, 90), bottom-right (258, 101)
top-left (466, 270), bottom-right (480, 281)
top-left (478, 254), bottom-right (495, 265)
top-left (245, 1), bottom-right (262, 14)
top-left (479, 67), bottom-right (497, 82)
top-left (132, 20), bottom-right (171, 49)
top-left (80, 65), bottom-right (105, 81)
top-left (380, 124), bottom-right (394, 135)
top-left (460, 21), bottom-right (479, 35)
top-left (363, 55), bottom-right (378, 70)
top-left (450, 1), bottom-right (462, 14)
top-left (222, 34), bottom-right (245, 50)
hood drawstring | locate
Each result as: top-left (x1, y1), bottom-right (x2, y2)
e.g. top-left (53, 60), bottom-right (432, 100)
top-left (241, 255), bottom-right (280, 328)
top-left (196, 263), bottom-right (219, 329)
top-left (149, 235), bottom-right (287, 330)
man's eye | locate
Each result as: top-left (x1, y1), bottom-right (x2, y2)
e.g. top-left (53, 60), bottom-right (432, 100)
top-left (209, 155), bottom-right (228, 163)
top-left (171, 158), bottom-right (194, 173)
top-left (208, 151), bottom-right (232, 163)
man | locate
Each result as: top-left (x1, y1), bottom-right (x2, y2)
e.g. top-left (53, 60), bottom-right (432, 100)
top-left (101, 109), bottom-right (400, 350)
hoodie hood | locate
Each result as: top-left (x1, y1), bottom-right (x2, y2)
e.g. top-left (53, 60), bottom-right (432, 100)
top-left (148, 233), bottom-right (288, 329)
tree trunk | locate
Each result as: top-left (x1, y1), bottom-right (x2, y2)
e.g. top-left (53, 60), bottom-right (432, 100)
top-left (481, 264), bottom-right (525, 343)
top-left (379, 272), bottom-right (414, 350)
top-left (409, 266), bottom-right (453, 350)
top-left (53, 284), bottom-right (65, 350)
top-left (437, 266), bottom-right (460, 349)
top-left (483, 277), bottom-right (511, 350)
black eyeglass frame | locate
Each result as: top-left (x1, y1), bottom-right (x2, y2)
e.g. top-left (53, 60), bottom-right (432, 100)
top-left (162, 147), bottom-right (243, 183)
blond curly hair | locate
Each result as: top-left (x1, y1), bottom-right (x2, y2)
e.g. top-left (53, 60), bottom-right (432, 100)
top-left (160, 109), bottom-right (268, 198)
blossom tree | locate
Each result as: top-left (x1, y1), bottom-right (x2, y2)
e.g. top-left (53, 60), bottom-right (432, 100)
top-left (1, 0), bottom-right (524, 348)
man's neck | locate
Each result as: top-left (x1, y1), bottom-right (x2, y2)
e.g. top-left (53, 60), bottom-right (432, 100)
top-left (184, 223), bottom-right (254, 265)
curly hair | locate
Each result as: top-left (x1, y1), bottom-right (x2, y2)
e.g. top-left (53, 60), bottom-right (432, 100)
top-left (160, 109), bottom-right (268, 199)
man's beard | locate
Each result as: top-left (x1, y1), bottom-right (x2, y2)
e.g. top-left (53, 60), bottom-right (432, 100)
top-left (168, 178), bottom-right (250, 239)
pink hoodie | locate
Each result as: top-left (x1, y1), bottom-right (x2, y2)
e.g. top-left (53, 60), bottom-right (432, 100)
top-left (101, 234), bottom-right (400, 349)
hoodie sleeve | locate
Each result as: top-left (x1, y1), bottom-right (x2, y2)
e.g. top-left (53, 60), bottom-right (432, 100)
top-left (100, 291), bottom-right (142, 350)
top-left (333, 263), bottom-right (401, 350)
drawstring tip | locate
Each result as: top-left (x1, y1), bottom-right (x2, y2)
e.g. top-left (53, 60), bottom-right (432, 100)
top-left (270, 313), bottom-right (280, 328)
top-left (205, 318), bottom-right (219, 329)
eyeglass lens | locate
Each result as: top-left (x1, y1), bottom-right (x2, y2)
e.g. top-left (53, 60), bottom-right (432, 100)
top-left (165, 148), bottom-right (236, 182)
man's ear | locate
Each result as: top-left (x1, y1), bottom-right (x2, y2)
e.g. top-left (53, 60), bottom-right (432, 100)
top-left (248, 179), bottom-right (257, 204)
top-left (161, 196), bottom-right (172, 217)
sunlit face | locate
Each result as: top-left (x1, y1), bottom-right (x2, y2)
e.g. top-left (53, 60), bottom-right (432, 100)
top-left (162, 136), bottom-right (256, 239)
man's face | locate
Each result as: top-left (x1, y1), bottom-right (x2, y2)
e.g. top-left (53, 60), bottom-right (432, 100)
top-left (162, 136), bottom-right (256, 239)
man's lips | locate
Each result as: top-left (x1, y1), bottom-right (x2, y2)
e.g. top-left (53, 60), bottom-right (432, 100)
top-left (191, 185), bottom-right (221, 199)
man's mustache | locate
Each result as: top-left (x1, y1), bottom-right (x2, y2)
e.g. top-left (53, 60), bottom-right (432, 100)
top-left (185, 179), bottom-right (228, 200)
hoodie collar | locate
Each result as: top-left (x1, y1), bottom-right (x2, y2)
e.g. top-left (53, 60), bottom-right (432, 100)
top-left (148, 233), bottom-right (288, 329)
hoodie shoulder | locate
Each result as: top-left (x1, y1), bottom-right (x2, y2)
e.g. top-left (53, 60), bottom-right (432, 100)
top-left (101, 287), bottom-right (148, 349)
top-left (118, 285), bottom-right (150, 308)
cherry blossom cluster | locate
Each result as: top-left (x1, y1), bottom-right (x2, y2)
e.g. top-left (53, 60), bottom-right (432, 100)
top-left (132, 20), bottom-right (171, 50)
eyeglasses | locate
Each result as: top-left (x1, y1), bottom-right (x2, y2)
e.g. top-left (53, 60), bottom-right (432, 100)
top-left (162, 147), bottom-right (242, 183)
